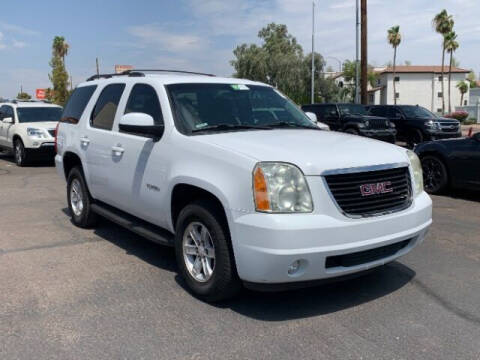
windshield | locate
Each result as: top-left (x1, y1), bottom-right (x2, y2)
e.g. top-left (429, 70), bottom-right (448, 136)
top-left (166, 83), bottom-right (317, 133)
top-left (16, 107), bottom-right (62, 123)
top-left (338, 104), bottom-right (368, 116)
top-left (400, 106), bottom-right (437, 119)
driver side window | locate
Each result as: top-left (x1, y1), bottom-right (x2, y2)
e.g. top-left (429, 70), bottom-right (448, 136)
top-left (124, 84), bottom-right (163, 125)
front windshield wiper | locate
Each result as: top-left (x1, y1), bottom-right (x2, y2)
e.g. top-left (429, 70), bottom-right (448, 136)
top-left (191, 123), bottom-right (272, 133)
top-left (265, 121), bottom-right (321, 130)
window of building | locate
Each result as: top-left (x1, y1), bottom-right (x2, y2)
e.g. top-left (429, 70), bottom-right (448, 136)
top-left (125, 84), bottom-right (163, 124)
top-left (394, 76), bottom-right (400, 82)
top-left (464, 100), bottom-right (468, 106)
top-left (369, 94), bottom-right (375, 103)
top-left (91, 84), bottom-right (126, 130)
top-left (395, 92), bottom-right (400, 99)
top-left (438, 76), bottom-right (443, 81)
top-left (438, 92), bottom-right (443, 98)
top-left (376, 79), bottom-right (381, 86)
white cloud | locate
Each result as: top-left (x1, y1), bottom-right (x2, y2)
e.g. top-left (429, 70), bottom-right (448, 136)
top-left (127, 24), bottom-right (208, 52)
top-left (12, 39), bottom-right (27, 48)
top-left (0, 22), bottom-right (39, 36)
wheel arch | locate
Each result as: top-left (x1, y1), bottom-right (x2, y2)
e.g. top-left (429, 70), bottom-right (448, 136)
top-left (418, 150), bottom-right (451, 185)
top-left (63, 151), bottom-right (83, 179)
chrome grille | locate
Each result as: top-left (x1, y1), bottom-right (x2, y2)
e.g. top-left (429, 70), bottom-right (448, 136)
top-left (324, 166), bottom-right (412, 217)
top-left (438, 121), bottom-right (459, 133)
top-left (367, 118), bottom-right (389, 129)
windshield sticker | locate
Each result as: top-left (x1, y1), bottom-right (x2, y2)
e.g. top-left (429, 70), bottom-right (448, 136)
top-left (231, 84), bottom-right (249, 90)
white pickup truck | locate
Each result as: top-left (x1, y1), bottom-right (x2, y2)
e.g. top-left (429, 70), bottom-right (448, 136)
top-left (55, 70), bottom-right (432, 301)
top-left (0, 100), bottom-right (62, 166)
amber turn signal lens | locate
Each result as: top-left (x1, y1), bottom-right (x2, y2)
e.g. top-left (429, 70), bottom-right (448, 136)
top-left (253, 166), bottom-right (270, 211)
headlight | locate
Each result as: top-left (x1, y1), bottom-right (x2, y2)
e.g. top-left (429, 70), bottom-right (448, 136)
top-left (425, 120), bottom-right (440, 131)
top-left (27, 128), bottom-right (47, 138)
top-left (364, 120), bottom-right (370, 127)
top-left (407, 150), bottom-right (423, 197)
top-left (253, 162), bottom-right (313, 213)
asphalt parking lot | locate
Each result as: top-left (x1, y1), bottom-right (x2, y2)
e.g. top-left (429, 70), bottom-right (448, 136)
top-left (0, 153), bottom-right (479, 360)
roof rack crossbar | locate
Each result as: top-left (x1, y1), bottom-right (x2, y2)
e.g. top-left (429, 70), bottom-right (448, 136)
top-left (86, 69), bottom-right (215, 81)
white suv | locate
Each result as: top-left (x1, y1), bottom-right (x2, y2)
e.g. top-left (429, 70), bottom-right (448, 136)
top-left (55, 70), bottom-right (432, 301)
top-left (0, 100), bottom-right (63, 166)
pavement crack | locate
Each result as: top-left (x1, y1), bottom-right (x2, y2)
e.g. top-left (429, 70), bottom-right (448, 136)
top-left (0, 238), bottom-right (103, 255)
top-left (412, 277), bottom-right (480, 326)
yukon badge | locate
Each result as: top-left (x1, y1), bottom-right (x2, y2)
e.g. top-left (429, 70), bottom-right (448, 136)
top-left (359, 181), bottom-right (393, 197)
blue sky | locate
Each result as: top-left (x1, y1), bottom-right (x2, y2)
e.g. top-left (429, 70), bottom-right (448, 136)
top-left (0, 0), bottom-right (478, 98)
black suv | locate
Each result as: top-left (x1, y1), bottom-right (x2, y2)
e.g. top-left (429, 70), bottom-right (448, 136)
top-left (367, 105), bottom-right (461, 147)
top-left (302, 103), bottom-right (396, 143)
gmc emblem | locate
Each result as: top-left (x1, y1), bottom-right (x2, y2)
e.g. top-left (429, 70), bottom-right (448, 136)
top-left (360, 181), bottom-right (393, 196)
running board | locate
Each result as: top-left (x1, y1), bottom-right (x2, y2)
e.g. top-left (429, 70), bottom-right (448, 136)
top-left (91, 203), bottom-right (174, 246)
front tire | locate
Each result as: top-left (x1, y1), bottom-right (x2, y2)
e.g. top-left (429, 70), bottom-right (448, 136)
top-left (421, 155), bottom-right (448, 194)
top-left (175, 200), bottom-right (241, 302)
top-left (14, 139), bottom-right (28, 167)
top-left (67, 166), bottom-right (98, 228)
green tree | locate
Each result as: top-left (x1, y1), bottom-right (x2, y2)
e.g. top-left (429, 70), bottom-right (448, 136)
top-left (432, 9), bottom-right (454, 114)
top-left (17, 91), bottom-right (31, 100)
top-left (387, 26), bottom-right (401, 105)
top-left (467, 71), bottom-right (477, 88)
top-left (48, 36), bottom-right (70, 106)
top-left (456, 80), bottom-right (468, 106)
top-left (444, 31), bottom-right (459, 113)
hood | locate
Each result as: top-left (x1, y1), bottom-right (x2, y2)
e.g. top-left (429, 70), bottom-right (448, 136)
top-left (436, 117), bottom-right (460, 124)
top-left (192, 129), bottom-right (409, 175)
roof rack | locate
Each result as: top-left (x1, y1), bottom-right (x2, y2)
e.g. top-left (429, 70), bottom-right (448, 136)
top-left (86, 69), bottom-right (215, 81)
top-left (0, 99), bottom-right (53, 104)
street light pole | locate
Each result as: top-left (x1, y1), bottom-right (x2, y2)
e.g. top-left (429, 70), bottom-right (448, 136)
top-left (355, 0), bottom-right (360, 104)
top-left (311, 1), bottom-right (315, 104)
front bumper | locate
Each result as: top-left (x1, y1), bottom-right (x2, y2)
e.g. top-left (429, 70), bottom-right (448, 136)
top-left (359, 129), bottom-right (397, 142)
top-left (427, 131), bottom-right (462, 140)
top-left (25, 142), bottom-right (56, 158)
top-left (230, 190), bottom-right (432, 285)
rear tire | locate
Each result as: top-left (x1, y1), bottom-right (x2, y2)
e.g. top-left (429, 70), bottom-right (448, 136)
top-left (14, 139), bottom-right (28, 167)
top-left (421, 155), bottom-right (448, 194)
top-left (175, 200), bottom-right (241, 302)
top-left (67, 166), bottom-right (98, 228)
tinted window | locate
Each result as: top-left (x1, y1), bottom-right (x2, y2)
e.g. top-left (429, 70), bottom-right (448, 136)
top-left (369, 107), bottom-right (385, 116)
top-left (0, 105), bottom-right (14, 120)
top-left (62, 85), bottom-right (97, 124)
top-left (91, 84), bottom-right (125, 130)
top-left (125, 84), bottom-right (163, 124)
top-left (312, 105), bottom-right (337, 119)
top-left (400, 106), bottom-right (437, 119)
top-left (167, 84), bottom-right (316, 133)
top-left (16, 107), bottom-right (62, 123)
top-left (338, 104), bottom-right (367, 116)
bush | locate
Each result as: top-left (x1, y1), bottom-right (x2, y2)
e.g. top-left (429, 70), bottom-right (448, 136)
top-left (463, 118), bottom-right (477, 125)
top-left (445, 111), bottom-right (469, 122)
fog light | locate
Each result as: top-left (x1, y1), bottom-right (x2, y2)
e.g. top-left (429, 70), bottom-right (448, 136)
top-left (287, 260), bottom-right (301, 275)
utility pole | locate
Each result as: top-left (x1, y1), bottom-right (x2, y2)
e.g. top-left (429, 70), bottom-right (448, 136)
top-left (355, 0), bottom-right (360, 104)
top-left (96, 57), bottom-right (100, 76)
top-left (311, 1), bottom-right (315, 104)
top-left (360, 0), bottom-right (368, 105)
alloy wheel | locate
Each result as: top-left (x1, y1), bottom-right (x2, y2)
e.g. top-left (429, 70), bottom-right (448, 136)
top-left (70, 178), bottom-right (84, 216)
top-left (182, 222), bottom-right (216, 282)
top-left (422, 157), bottom-right (445, 193)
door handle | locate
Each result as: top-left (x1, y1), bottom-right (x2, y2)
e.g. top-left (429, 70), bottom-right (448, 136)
top-left (80, 136), bottom-right (90, 146)
top-left (111, 145), bottom-right (125, 155)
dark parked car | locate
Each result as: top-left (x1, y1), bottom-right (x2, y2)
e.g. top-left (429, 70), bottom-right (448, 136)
top-left (414, 132), bottom-right (480, 194)
top-left (367, 105), bottom-right (461, 148)
top-left (302, 103), bottom-right (396, 143)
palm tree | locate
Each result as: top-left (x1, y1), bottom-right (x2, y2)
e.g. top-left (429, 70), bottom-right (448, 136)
top-left (456, 80), bottom-right (468, 106)
top-left (52, 36), bottom-right (69, 66)
top-left (387, 26), bottom-right (401, 105)
top-left (432, 10), bottom-right (454, 114)
top-left (444, 31), bottom-right (459, 114)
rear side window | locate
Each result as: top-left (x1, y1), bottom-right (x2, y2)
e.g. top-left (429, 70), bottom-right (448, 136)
top-left (61, 85), bottom-right (97, 124)
top-left (91, 84), bottom-right (126, 130)
top-left (125, 84), bottom-right (163, 124)
top-left (370, 107), bottom-right (386, 117)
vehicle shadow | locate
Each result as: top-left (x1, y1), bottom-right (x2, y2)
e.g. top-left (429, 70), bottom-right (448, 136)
top-left (441, 189), bottom-right (480, 203)
top-left (79, 214), bottom-right (416, 321)
top-left (0, 152), bottom-right (55, 167)
top-left (216, 262), bottom-right (415, 321)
